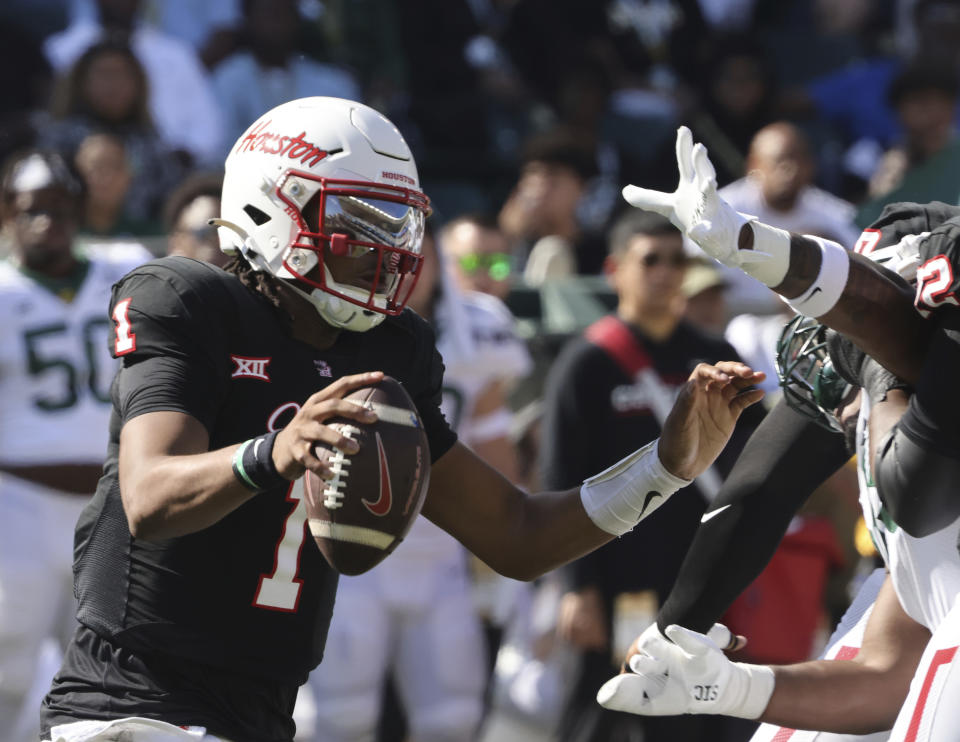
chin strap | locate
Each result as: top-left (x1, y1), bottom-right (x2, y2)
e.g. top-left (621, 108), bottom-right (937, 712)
top-left (208, 217), bottom-right (248, 256)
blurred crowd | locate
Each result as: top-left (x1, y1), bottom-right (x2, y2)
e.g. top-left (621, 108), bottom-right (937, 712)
top-left (3, 0), bottom-right (960, 741)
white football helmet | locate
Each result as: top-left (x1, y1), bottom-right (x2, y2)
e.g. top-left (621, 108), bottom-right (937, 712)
top-left (216, 96), bottom-right (430, 332)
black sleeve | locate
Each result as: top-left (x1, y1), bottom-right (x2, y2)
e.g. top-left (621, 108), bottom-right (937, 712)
top-left (538, 340), bottom-right (609, 591)
top-left (116, 355), bottom-right (224, 432)
top-left (866, 201), bottom-right (960, 244)
top-left (401, 313), bottom-right (458, 464)
top-left (110, 265), bottom-right (231, 431)
top-left (538, 339), bottom-right (602, 492)
top-left (657, 399), bottom-right (851, 633)
top-left (876, 310), bottom-right (960, 536)
top-left (419, 339), bottom-right (458, 464)
top-left (711, 337), bottom-right (767, 478)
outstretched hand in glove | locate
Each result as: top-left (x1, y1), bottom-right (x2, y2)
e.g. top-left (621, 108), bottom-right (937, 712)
top-left (621, 127), bottom-right (754, 267)
top-left (622, 126), bottom-right (791, 287)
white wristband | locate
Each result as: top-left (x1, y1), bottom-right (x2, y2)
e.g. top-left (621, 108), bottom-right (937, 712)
top-left (720, 663), bottom-right (776, 719)
top-left (786, 237), bottom-right (850, 318)
top-left (580, 440), bottom-right (691, 536)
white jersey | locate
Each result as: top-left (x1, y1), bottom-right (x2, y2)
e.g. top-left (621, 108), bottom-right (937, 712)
top-left (749, 568), bottom-right (889, 742)
top-left (719, 177), bottom-right (860, 249)
top-left (724, 310), bottom-right (793, 397)
top-left (436, 289), bottom-right (533, 438)
top-left (0, 245), bottom-right (149, 467)
top-left (0, 243), bottom-right (149, 742)
top-left (306, 273), bottom-right (532, 742)
top-left (856, 395), bottom-right (960, 630)
top-left (386, 285), bottom-right (532, 564)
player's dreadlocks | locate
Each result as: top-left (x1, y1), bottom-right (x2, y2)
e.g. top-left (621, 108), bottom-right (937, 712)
top-left (223, 253), bottom-right (295, 323)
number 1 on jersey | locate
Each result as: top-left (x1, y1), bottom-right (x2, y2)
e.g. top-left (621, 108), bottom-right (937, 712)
top-left (112, 297), bottom-right (137, 355)
top-left (254, 478), bottom-right (309, 611)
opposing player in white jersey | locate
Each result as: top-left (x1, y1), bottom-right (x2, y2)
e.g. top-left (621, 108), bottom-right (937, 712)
top-left (0, 150), bottom-right (149, 742)
top-left (307, 223), bottom-right (532, 742)
top-left (592, 127), bottom-right (960, 738)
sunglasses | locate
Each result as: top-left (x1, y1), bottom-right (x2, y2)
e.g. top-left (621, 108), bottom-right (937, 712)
top-left (458, 252), bottom-right (512, 280)
top-left (641, 252), bottom-right (687, 269)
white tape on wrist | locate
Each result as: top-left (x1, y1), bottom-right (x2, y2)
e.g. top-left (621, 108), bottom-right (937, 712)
top-left (786, 237), bottom-right (850, 318)
top-left (722, 663), bottom-right (776, 719)
top-left (580, 440), bottom-right (691, 536)
top-left (740, 220), bottom-right (792, 287)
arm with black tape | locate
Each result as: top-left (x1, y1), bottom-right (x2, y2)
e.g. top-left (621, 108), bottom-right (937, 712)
top-left (654, 399), bottom-right (852, 634)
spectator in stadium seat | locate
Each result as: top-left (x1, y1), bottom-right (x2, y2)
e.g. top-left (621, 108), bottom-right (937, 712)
top-left (34, 39), bottom-right (184, 227)
top-left (211, 0), bottom-right (361, 161)
top-left (163, 172), bottom-right (228, 267)
top-left (44, 0), bottom-right (224, 165)
top-left (857, 55), bottom-right (960, 227)
top-left (681, 257), bottom-right (729, 339)
top-left (498, 128), bottom-right (604, 281)
top-left (717, 121), bottom-right (860, 317)
top-left (73, 133), bottom-right (161, 239)
top-left (440, 213), bottom-right (517, 303)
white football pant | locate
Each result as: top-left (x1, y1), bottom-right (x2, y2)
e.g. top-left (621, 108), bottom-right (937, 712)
top-left (308, 551), bottom-right (486, 742)
top-left (0, 476), bottom-right (86, 742)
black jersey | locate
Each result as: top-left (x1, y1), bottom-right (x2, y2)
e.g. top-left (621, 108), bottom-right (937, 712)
top-left (854, 200), bottom-right (960, 317)
top-left (42, 257), bottom-right (456, 740)
top-left (655, 201), bottom-right (960, 637)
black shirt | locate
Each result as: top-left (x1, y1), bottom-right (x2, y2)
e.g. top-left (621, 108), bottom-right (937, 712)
top-left (42, 257), bottom-right (456, 741)
top-left (540, 316), bottom-right (761, 605)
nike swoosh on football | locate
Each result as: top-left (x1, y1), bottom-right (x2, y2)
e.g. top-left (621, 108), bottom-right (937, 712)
top-left (700, 504), bottom-right (731, 523)
top-left (362, 432), bottom-right (392, 516)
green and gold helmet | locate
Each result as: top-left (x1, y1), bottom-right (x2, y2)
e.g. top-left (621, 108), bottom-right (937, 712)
top-left (775, 314), bottom-right (853, 432)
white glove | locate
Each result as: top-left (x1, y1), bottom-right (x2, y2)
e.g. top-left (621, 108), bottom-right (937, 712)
top-left (597, 623), bottom-right (774, 719)
top-left (622, 127), bottom-right (759, 266)
top-left (625, 621), bottom-right (738, 669)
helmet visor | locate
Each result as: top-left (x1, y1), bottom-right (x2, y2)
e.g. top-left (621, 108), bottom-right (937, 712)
top-left (323, 191), bottom-right (425, 258)
top-left (285, 178), bottom-right (429, 314)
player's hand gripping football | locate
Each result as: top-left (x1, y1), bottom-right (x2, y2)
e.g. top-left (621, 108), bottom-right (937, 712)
top-left (622, 127), bottom-right (762, 271)
top-left (272, 371), bottom-right (383, 480)
top-left (658, 362), bottom-right (764, 481)
top-left (597, 623), bottom-right (773, 719)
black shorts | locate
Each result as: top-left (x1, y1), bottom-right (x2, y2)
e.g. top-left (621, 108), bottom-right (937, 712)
top-left (41, 624), bottom-right (299, 742)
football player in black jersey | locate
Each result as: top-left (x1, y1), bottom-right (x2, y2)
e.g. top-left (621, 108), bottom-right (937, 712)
top-left (623, 126), bottom-right (960, 538)
top-left (596, 125), bottom-right (960, 736)
top-left (38, 98), bottom-right (765, 742)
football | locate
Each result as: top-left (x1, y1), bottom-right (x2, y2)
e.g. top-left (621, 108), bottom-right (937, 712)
top-left (303, 376), bottom-right (431, 575)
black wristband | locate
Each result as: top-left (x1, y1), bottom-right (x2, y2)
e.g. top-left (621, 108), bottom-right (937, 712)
top-left (232, 431), bottom-right (288, 492)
